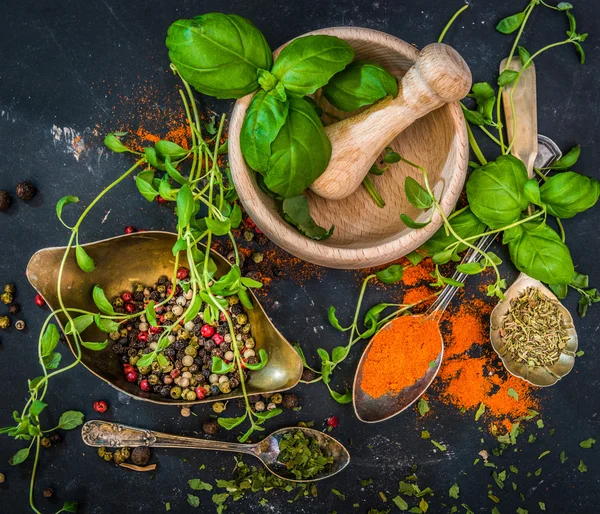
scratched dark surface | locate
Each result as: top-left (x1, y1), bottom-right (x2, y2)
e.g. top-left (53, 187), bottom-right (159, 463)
top-left (1, 0), bottom-right (599, 513)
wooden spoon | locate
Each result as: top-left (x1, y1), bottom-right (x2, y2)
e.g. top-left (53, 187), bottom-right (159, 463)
top-left (310, 43), bottom-right (472, 200)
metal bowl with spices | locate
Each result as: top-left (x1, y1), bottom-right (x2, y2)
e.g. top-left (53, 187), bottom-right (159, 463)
top-left (26, 231), bottom-right (303, 405)
top-left (490, 275), bottom-right (578, 387)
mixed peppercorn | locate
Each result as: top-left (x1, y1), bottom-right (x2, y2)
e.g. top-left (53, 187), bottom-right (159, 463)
top-left (0, 283), bottom-right (25, 332)
top-left (109, 271), bottom-right (256, 401)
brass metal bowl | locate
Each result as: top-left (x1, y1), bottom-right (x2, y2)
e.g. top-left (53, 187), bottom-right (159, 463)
top-left (489, 275), bottom-right (578, 387)
top-left (26, 231), bottom-right (303, 405)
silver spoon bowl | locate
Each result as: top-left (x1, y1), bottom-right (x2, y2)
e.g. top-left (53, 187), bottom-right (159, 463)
top-left (81, 420), bottom-right (350, 482)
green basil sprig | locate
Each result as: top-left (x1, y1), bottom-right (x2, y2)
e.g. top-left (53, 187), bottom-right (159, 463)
top-left (322, 60), bottom-right (398, 112)
top-left (539, 172), bottom-right (599, 219)
top-left (166, 13), bottom-right (272, 99)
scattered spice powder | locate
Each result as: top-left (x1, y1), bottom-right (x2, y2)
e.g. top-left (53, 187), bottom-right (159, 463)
top-left (361, 316), bottom-right (441, 399)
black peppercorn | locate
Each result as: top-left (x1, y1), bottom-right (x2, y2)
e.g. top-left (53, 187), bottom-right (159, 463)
top-left (112, 343), bottom-right (125, 355)
top-left (49, 433), bottom-right (61, 444)
top-left (8, 304), bottom-right (20, 315)
top-left (16, 182), bottom-right (36, 201)
top-left (202, 420), bottom-right (219, 435)
top-left (301, 368), bottom-right (316, 382)
top-left (0, 190), bottom-right (12, 211)
top-left (282, 394), bottom-right (299, 409)
top-left (164, 347), bottom-right (176, 359)
top-left (157, 275), bottom-right (168, 284)
top-left (246, 356), bottom-right (259, 365)
top-left (130, 446), bottom-right (151, 466)
top-left (230, 304), bottom-right (243, 315)
top-left (43, 488), bottom-right (54, 498)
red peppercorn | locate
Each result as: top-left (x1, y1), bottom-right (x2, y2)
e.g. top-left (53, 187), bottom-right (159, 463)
top-left (170, 369), bottom-right (180, 379)
top-left (137, 332), bottom-right (147, 342)
top-left (201, 324), bottom-right (215, 338)
top-left (158, 314), bottom-right (166, 324)
top-left (125, 371), bottom-right (138, 383)
top-left (213, 333), bottom-right (224, 346)
top-left (327, 416), bottom-right (339, 428)
top-left (124, 226), bottom-right (136, 234)
top-left (122, 291), bottom-right (133, 302)
top-left (195, 387), bottom-right (207, 400)
top-left (156, 196), bottom-right (168, 204)
top-left (139, 379), bottom-right (151, 391)
top-left (176, 267), bottom-right (189, 280)
top-left (125, 303), bottom-right (136, 313)
top-left (149, 325), bottom-right (162, 335)
top-left (245, 217), bottom-right (256, 230)
top-left (219, 312), bottom-right (227, 322)
top-left (123, 364), bottom-right (134, 374)
top-left (93, 400), bottom-right (108, 413)
top-left (34, 294), bottom-right (45, 307)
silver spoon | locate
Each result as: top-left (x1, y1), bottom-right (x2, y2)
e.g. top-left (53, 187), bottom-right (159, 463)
top-left (81, 420), bottom-right (350, 482)
top-left (353, 130), bottom-right (564, 423)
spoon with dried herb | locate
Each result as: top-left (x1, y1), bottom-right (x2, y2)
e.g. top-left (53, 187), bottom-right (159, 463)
top-left (81, 420), bottom-right (349, 482)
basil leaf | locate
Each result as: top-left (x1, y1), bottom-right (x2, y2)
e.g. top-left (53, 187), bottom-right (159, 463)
top-left (166, 13), bottom-right (273, 99)
top-left (240, 89), bottom-right (289, 173)
top-left (322, 60), bottom-right (398, 112)
top-left (507, 222), bottom-right (575, 285)
top-left (93, 286), bottom-right (117, 315)
top-left (184, 296), bottom-right (202, 323)
top-left (65, 314), bottom-right (94, 335)
top-left (498, 70), bottom-right (519, 86)
top-left (558, 2), bottom-right (573, 10)
top-left (229, 204), bottom-right (242, 229)
top-left (462, 108), bottom-right (485, 126)
top-left (145, 301), bottom-right (157, 327)
top-left (165, 157), bottom-right (188, 186)
top-left (57, 410), bottom-right (85, 430)
top-left (540, 172), bottom-right (599, 218)
top-left (155, 140), bottom-right (187, 160)
top-left (423, 207), bottom-right (487, 255)
top-left (523, 178), bottom-right (542, 205)
top-left (496, 11), bottom-right (525, 34)
top-left (331, 346), bottom-right (346, 363)
top-left (328, 306), bottom-right (346, 331)
top-left (240, 277), bottom-right (262, 288)
top-left (517, 46), bottom-right (532, 68)
top-left (456, 262), bottom-right (485, 275)
top-left (549, 283), bottom-right (568, 299)
top-left (144, 147), bottom-right (166, 171)
top-left (75, 244), bottom-right (95, 273)
top-left (94, 314), bottom-right (120, 333)
top-left (188, 479), bottom-right (213, 491)
top-left (469, 82), bottom-right (496, 122)
top-left (206, 217), bottom-right (231, 236)
top-left (400, 213), bottom-right (430, 229)
top-left (30, 400), bottom-right (47, 417)
top-left (9, 448), bottom-right (30, 466)
top-left (103, 133), bottom-right (130, 153)
top-left (549, 144), bottom-right (580, 170)
top-left (364, 303), bottom-right (391, 326)
top-left (406, 251), bottom-right (425, 266)
top-left (376, 264), bottom-right (403, 284)
top-left (212, 356), bottom-right (235, 374)
top-left (217, 414), bottom-right (247, 430)
top-left (244, 348), bottom-right (268, 370)
top-left (282, 194), bottom-right (334, 240)
top-left (172, 238), bottom-right (188, 255)
top-left (41, 324), bottom-right (60, 357)
top-left (466, 155), bottom-right (529, 229)
top-left (404, 177), bottom-right (433, 209)
top-left (57, 501), bottom-right (78, 513)
top-left (56, 196), bottom-right (79, 227)
top-left (329, 388), bottom-right (352, 404)
top-left (135, 169), bottom-right (158, 202)
top-left (237, 288), bottom-right (254, 310)
top-left (176, 184), bottom-right (195, 230)
top-left (571, 272), bottom-right (589, 289)
top-left (265, 97), bottom-right (332, 198)
top-left (271, 35), bottom-right (354, 97)
top-left (81, 341), bottom-right (108, 351)
top-left (135, 352), bottom-right (155, 368)
top-left (43, 352), bottom-right (62, 370)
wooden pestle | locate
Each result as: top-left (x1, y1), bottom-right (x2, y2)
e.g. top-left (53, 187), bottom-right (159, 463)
top-left (310, 43), bottom-right (472, 200)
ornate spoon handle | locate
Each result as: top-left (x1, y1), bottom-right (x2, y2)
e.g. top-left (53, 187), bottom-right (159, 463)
top-left (81, 420), bottom-right (256, 455)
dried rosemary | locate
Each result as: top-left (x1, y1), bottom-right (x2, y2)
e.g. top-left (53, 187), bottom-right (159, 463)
top-left (500, 287), bottom-right (570, 367)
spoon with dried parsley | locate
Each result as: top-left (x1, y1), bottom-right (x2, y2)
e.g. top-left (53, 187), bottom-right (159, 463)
top-left (82, 420), bottom-right (349, 482)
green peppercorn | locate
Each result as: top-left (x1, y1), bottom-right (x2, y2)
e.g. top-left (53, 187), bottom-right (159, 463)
top-left (113, 297), bottom-right (124, 308)
top-left (245, 338), bottom-right (255, 349)
top-left (4, 284), bottom-right (15, 294)
top-left (138, 365), bottom-right (152, 375)
top-left (134, 284), bottom-right (144, 293)
top-left (97, 447), bottom-right (107, 458)
top-left (243, 230), bottom-right (254, 242)
top-left (119, 328), bottom-right (128, 338)
top-left (165, 311), bottom-right (176, 322)
top-left (156, 285), bottom-right (166, 294)
top-left (0, 473), bottom-right (5, 483)
top-left (229, 295), bottom-right (239, 306)
top-left (189, 336), bottom-right (199, 347)
top-left (242, 324), bottom-right (252, 334)
top-left (170, 386), bottom-right (182, 400)
top-left (148, 374), bottom-right (160, 386)
top-left (0, 315), bottom-right (11, 329)
top-left (236, 313), bottom-right (248, 325)
top-left (251, 252), bottom-right (264, 264)
top-left (172, 324), bottom-right (182, 333)
top-left (113, 449), bottom-right (126, 465)
top-left (212, 402), bottom-right (227, 414)
top-left (121, 447), bottom-right (131, 460)
top-left (129, 356), bottom-right (139, 366)
top-left (40, 437), bottom-right (51, 448)
top-left (219, 382), bottom-right (231, 394)
top-left (160, 362), bottom-right (174, 373)
top-left (103, 451), bottom-right (114, 462)
top-left (179, 330), bottom-right (191, 340)
top-left (109, 331), bottom-right (120, 341)
top-left (184, 345), bottom-right (197, 357)
top-left (185, 390), bottom-right (197, 401)
top-left (270, 393), bottom-right (283, 405)
top-left (1, 292), bottom-right (13, 305)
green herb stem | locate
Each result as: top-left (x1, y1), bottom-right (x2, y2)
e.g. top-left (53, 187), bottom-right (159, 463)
top-left (438, 3), bottom-right (469, 43)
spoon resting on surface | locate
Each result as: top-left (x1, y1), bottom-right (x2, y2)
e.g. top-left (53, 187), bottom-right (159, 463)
top-left (81, 420), bottom-right (350, 482)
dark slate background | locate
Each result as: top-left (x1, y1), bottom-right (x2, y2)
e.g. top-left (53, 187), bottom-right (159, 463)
top-left (1, 1), bottom-right (599, 513)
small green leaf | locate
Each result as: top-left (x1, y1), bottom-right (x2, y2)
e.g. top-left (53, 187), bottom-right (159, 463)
top-left (517, 45), bottom-right (532, 68)
top-left (41, 324), bottom-right (60, 357)
top-left (550, 144), bottom-right (581, 170)
top-left (475, 402), bottom-right (486, 421)
top-left (376, 264), bottom-right (403, 284)
top-left (449, 483), bottom-right (460, 499)
top-left (172, 238), bottom-right (188, 255)
top-left (184, 296), bottom-right (202, 323)
top-left (136, 352), bottom-right (155, 368)
top-left (400, 213), bottom-right (430, 229)
top-left (456, 262), bottom-right (485, 275)
top-left (282, 195), bottom-right (334, 241)
top-left (580, 438), bottom-right (596, 449)
top-left (155, 140), bottom-right (188, 159)
top-left (212, 356), bottom-right (235, 374)
top-left (405, 176), bottom-right (433, 209)
top-left (93, 286), bottom-right (116, 315)
top-left (94, 314), bottom-right (120, 333)
top-left (104, 133), bottom-right (130, 153)
top-left (75, 244), bottom-right (95, 273)
top-left (57, 500), bottom-right (78, 513)
top-left (393, 495), bottom-right (409, 510)
top-left (58, 411), bottom-right (85, 430)
top-left (187, 494), bottom-right (200, 508)
top-left (508, 388), bottom-right (519, 401)
top-left (217, 414), bottom-right (247, 430)
top-left (431, 440), bottom-right (446, 451)
top-left (244, 349), bottom-right (268, 370)
top-left (81, 341), bottom-right (108, 351)
top-left (498, 69), bottom-right (519, 86)
top-left (496, 11), bottom-right (525, 34)
top-left (135, 169), bottom-right (158, 202)
top-left (328, 306), bottom-right (346, 331)
top-left (578, 460), bottom-right (587, 473)
top-left (30, 400), bottom-right (47, 417)
top-left (523, 178), bottom-right (542, 205)
top-left (560, 450), bottom-right (568, 463)
top-left (329, 388), bottom-right (352, 404)
top-left (331, 346), bottom-right (346, 363)
top-left (229, 204), bottom-right (242, 229)
top-left (177, 184), bottom-right (195, 230)
top-left (188, 479), bottom-right (213, 491)
top-left (145, 301), bottom-right (157, 327)
top-left (206, 218), bottom-right (231, 236)
top-left (56, 196), bottom-right (79, 227)
top-left (406, 251), bottom-right (425, 266)
top-left (43, 352), bottom-right (62, 370)
top-left (164, 156), bottom-right (188, 186)
top-left (9, 448), bottom-right (30, 465)
top-left (65, 314), bottom-right (94, 335)
top-left (417, 398), bottom-right (429, 416)
top-left (157, 354), bottom-right (169, 367)
top-left (240, 277), bottom-right (262, 289)
top-left (558, 2), bottom-right (573, 9)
